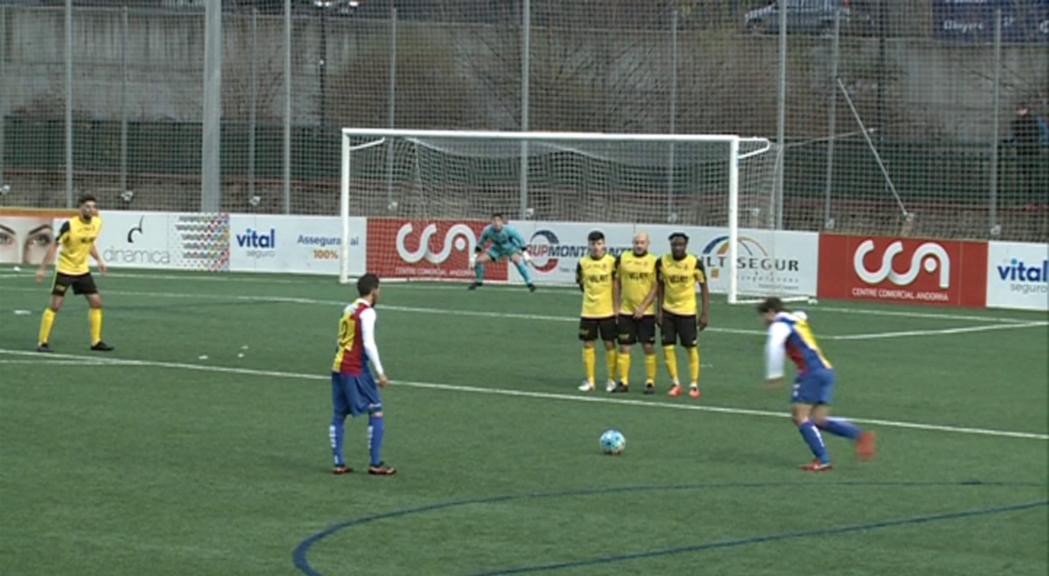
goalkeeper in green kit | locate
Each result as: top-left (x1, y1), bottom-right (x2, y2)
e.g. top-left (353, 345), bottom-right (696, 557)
top-left (468, 213), bottom-right (536, 292)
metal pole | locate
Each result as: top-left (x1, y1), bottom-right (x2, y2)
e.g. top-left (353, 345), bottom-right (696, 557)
top-left (283, 0), bottom-right (291, 213)
top-left (340, 132), bottom-right (350, 283)
top-left (877, 0), bottom-right (886, 145)
top-left (727, 138), bottom-right (740, 304)
top-left (385, 7), bottom-right (397, 209)
top-left (202, 0), bottom-right (222, 212)
top-left (249, 8), bottom-right (257, 205)
top-left (775, 0), bottom-right (787, 229)
top-left (0, 6), bottom-right (6, 191)
top-left (319, 10), bottom-right (327, 130)
top-left (65, 0), bottom-right (73, 208)
top-left (519, 0), bottom-right (530, 220)
top-left (120, 6), bottom-right (128, 197)
top-left (989, 8), bottom-right (1002, 237)
top-left (823, 8), bottom-right (841, 229)
top-left (666, 9), bottom-right (678, 223)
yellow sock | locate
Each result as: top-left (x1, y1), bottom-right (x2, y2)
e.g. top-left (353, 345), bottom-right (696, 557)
top-left (605, 348), bottom-right (618, 382)
top-left (617, 350), bottom-right (631, 386)
top-left (582, 347), bottom-right (596, 384)
top-left (663, 345), bottom-right (679, 384)
top-left (38, 308), bottom-right (56, 345)
top-left (688, 346), bottom-right (700, 386)
top-left (89, 308), bottom-right (103, 345)
top-left (644, 353), bottom-right (658, 384)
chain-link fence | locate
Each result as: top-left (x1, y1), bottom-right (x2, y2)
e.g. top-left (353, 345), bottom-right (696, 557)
top-left (0, 0), bottom-right (1046, 241)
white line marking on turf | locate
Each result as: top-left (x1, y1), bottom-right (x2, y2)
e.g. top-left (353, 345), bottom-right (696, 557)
top-left (817, 306), bottom-right (1046, 325)
top-left (829, 322), bottom-right (1049, 340)
top-left (4, 286), bottom-right (1046, 340)
top-left (0, 359), bottom-right (108, 366)
top-left (1, 348), bottom-right (1045, 441)
top-left (4, 271), bottom-right (1045, 324)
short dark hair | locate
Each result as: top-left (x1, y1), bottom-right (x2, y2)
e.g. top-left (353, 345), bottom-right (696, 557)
top-left (77, 194), bottom-right (97, 206)
top-left (756, 297), bottom-right (784, 314)
top-left (668, 232), bottom-right (689, 242)
top-left (491, 213), bottom-right (505, 221)
top-left (357, 273), bottom-right (380, 297)
top-left (587, 230), bottom-right (605, 242)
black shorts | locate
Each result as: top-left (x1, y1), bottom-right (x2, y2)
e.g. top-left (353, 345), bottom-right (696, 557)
top-left (52, 272), bottom-right (98, 296)
top-left (579, 316), bottom-right (617, 342)
top-left (617, 314), bottom-right (657, 346)
top-left (661, 311), bottom-right (698, 348)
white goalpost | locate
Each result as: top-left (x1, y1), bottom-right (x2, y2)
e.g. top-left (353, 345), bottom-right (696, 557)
top-left (340, 128), bottom-right (790, 304)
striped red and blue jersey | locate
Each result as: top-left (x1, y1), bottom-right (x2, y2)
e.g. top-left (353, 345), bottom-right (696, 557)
top-left (332, 299), bottom-right (373, 375)
top-left (765, 311), bottom-right (832, 379)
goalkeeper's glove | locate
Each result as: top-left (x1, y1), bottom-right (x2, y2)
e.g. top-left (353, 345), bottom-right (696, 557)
top-left (468, 252), bottom-right (477, 270)
top-left (521, 250), bottom-right (531, 264)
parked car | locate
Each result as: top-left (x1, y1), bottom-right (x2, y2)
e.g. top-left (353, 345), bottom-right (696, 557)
top-left (744, 0), bottom-right (870, 35)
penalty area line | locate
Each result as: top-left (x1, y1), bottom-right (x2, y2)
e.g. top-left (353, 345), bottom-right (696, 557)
top-left (0, 348), bottom-right (1045, 441)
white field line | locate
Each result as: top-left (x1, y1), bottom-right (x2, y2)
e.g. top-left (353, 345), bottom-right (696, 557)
top-left (0, 358), bottom-right (108, 366)
top-left (0, 270), bottom-right (313, 284)
top-left (816, 306), bottom-right (1047, 325)
top-left (2, 270), bottom-right (1045, 323)
top-left (1, 268), bottom-right (1046, 322)
top-left (0, 347), bottom-right (1045, 441)
top-left (4, 286), bottom-right (1046, 341)
top-left (830, 322), bottom-right (1049, 340)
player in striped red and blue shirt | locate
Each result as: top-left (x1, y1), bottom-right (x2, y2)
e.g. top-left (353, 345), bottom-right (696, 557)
top-left (330, 273), bottom-right (396, 476)
top-left (759, 297), bottom-right (875, 472)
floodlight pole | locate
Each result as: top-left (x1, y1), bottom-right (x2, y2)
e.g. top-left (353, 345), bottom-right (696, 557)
top-left (667, 9), bottom-right (679, 223)
top-left (775, 0), bottom-right (787, 229)
top-left (989, 8), bottom-right (1002, 237)
top-left (65, 0), bottom-right (74, 207)
top-left (519, 0), bottom-right (531, 220)
top-left (823, 8), bottom-right (841, 229)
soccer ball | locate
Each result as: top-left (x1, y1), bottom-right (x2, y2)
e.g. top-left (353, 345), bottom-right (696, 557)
top-left (599, 429), bottom-right (626, 455)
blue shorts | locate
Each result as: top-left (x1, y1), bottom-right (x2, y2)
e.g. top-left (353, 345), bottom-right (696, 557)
top-left (331, 372), bottom-right (383, 417)
top-left (486, 246), bottom-right (521, 262)
top-left (790, 367), bottom-right (835, 405)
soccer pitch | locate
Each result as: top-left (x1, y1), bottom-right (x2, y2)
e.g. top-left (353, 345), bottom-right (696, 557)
top-left (1, 268), bottom-right (1046, 575)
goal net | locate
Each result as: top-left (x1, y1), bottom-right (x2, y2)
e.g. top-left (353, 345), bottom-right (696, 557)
top-left (341, 129), bottom-right (798, 304)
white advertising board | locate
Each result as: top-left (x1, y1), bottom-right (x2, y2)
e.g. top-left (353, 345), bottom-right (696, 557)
top-left (508, 221), bottom-right (818, 297)
top-left (228, 214), bottom-right (367, 276)
top-left (986, 241), bottom-right (1049, 311)
top-left (96, 211), bottom-right (230, 271)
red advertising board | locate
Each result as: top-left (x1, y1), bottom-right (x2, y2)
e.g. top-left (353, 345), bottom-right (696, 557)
top-left (366, 219), bottom-right (507, 281)
top-left (818, 234), bottom-right (987, 307)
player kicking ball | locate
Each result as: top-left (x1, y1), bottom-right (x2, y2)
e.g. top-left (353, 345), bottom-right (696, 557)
top-left (468, 213), bottom-right (536, 292)
top-left (759, 297), bottom-right (875, 472)
top-left (329, 273), bottom-right (396, 476)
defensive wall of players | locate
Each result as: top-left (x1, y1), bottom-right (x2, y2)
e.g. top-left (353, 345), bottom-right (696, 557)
top-left (1, 209), bottom-right (1045, 311)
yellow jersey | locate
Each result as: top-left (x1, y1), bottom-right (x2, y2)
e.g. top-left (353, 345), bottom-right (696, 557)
top-left (617, 251), bottom-right (658, 316)
top-left (659, 253), bottom-right (706, 316)
top-left (576, 253), bottom-right (617, 319)
top-left (56, 216), bottom-right (102, 275)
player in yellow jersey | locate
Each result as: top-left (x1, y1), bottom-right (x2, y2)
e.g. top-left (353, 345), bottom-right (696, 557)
top-left (657, 232), bottom-right (708, 399)
top-left (576, 230), bottom-right (618, 393)
top-left (34, 195), bottom-right (113, 352)
top-left (612, 232), bottom-right (659, 395)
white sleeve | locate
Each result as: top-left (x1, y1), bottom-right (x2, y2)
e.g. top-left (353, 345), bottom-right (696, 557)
top-left (359, 307), bottom-right (385, 377)
top-left (765, 321), bottom-right (791, 380)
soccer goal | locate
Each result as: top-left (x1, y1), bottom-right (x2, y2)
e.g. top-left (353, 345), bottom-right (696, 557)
top-left (340, 128), bottom-right (798, 304)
